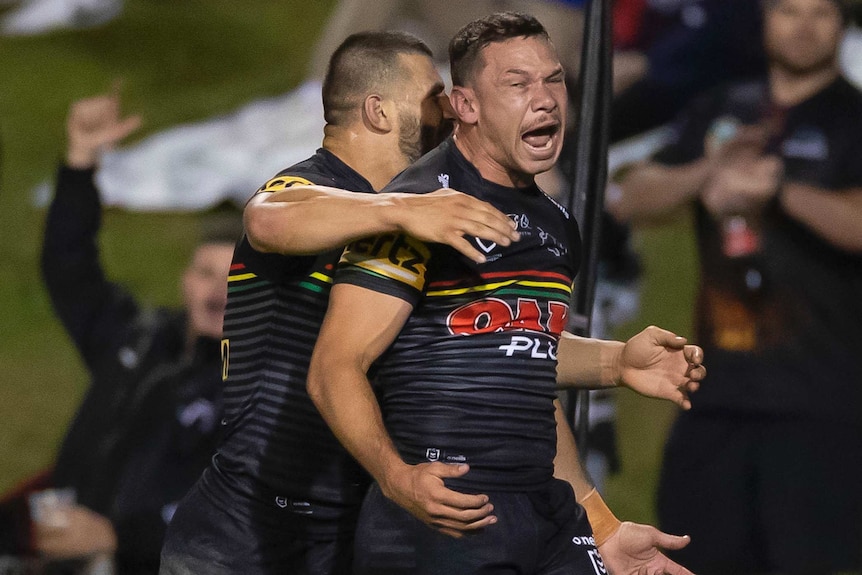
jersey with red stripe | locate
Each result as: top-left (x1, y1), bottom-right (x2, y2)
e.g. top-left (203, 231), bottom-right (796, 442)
top-left (335, 138), bottom-right (581, 492)
top-left (213, 149), bottom-right (372, 532)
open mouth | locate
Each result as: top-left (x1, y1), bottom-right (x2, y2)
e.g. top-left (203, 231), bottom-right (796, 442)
top-left (521, 123), bottom-right (560, 151)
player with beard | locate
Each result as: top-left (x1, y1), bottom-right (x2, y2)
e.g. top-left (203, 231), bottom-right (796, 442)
top-left (611, 0), bottom-right (862, 572)
top-left (308, 12), bottom-right (706, 574)
top-left (159, 31), bottom-right (521, 575)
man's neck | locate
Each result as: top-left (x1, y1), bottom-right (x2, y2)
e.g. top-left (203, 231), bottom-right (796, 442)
top-left (769, 64), bottom-right (839, 107)
top-left (322, 124), bottom-right (408, 191)
top-left (453, 131), bottom-right (534, 189)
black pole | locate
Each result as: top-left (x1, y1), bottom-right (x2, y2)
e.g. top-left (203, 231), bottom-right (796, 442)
top-left (565, 0), bottom-right (613, 448)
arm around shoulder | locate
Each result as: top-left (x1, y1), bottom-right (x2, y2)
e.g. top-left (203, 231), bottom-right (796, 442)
top-left (244, 185), bottom-right (520, 262)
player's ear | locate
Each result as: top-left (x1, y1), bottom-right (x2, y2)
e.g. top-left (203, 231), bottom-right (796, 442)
top-left (362, 94), bottom-right (394, 133)
top-left (450, 87), bottom-right (477, 125)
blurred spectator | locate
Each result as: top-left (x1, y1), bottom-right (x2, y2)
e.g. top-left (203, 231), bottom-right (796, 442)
top-left (610, 0), bottom-right (767, 143)
top-left (0, 0), bottom-right (121, 36)
top-left (0, 92), bottom-right (238, 574)
top-left (610, 0), bottom-right (862, 572)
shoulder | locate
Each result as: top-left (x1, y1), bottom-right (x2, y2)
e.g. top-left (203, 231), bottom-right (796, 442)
top-left (538, 188), bottom-right (572, 221)
top-left (383, 141), bottom-right (456, 195)
top-left (256, 154), bottom-right (332, 193)
top-left (257, 149), bottom-right (371, 194)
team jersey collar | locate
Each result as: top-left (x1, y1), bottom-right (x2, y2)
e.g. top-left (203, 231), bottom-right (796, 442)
top-left (446, 137), bottom-right (542, 199)
top-left (316, 147), bottom-right (375, 194)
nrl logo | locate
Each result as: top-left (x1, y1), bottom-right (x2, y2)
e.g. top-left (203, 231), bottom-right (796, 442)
top-left (475, 238), bottom-right (496, 254)
top-left (588, 549), bottom-right (608, 575)
top-left (437, 173), bottom-right (450, 188)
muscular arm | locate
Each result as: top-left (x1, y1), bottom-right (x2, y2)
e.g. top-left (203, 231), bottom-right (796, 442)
top-left (245, 187), bottom-right (520, 263)
top-left (555, 333), bottom-right (624, 390)
top-left (307, 283), bottom-right (495, 536)
top-left (552, 399), bottom-right (593, 500)
top-left (307, 284), bottom-right (412, 492)
top-left (780, 183), bottom-right (862, 252)
top-left (553, 400), bottom-right (695, 574)
top-left (609, 158), bottom-right (712, 224)
top-left (556, 327), bottom-right (705, 409)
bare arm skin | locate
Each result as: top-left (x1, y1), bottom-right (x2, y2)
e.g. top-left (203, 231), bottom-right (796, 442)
top-left (780, 183), bottom-right (862, 252)
top-left (554, 402), bottom-right (695, 575)
top-left (244, 187), bottom-right (520, 263)
top-left (307, 284), bottom-right (496, 538)
top-left (556, 327), bottom-right (705, 410)
top-left (609, 158), bottom-right (713, 225)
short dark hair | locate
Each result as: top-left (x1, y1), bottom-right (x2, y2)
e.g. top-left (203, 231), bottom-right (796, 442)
top-left (449, 12), bottom-right (549, 87)
top-left (322, 31), bottom-right (433, 126)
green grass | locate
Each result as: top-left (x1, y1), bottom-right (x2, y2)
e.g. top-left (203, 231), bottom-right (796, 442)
top-left (605, 214), bottom-right (699, 525)
top-left (0, 0), bottom-right (699, 529)
top-left (0, 0), bottom-right (336, 490)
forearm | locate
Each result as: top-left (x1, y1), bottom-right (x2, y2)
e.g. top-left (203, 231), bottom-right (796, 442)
top-left (556, 332), bottom-right (624, 389)
top-left (611, 159), bottom-right (712, 224)
top-left (41, 165), bottom-right (116, 347)
top-left (552, 400), bottom-right (593, 499)
top-left (245, 187), bottom-right (411, 255)
top-left (307, 363), bottom-right (406, 492)
top-left (552, 400), bottom-right (622, 546)
top-left (780, 183), bottom-right (862, 252)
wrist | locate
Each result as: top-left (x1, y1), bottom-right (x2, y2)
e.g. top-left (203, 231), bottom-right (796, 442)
top-left (578, 487), bottom-right (622, 546)
top-left (377, 458), bottom-right (411, 500)
top-left (378, 193), bottom-right (410, 234)
top-left (65, 145), bottom-right (98, 170)
top-left (602, 341), bottom-right (626, 388)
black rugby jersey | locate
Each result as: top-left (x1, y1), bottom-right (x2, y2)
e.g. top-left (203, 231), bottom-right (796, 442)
top-left (211, 149), bottom-right (372, 525)
top-left (655, 78), bottom-right (862, 420)
top-left (336, 138), bottom-right (581, 492)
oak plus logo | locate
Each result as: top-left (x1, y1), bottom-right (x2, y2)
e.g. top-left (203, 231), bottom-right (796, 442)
top-left (447, 297), bottom-right (568, 359)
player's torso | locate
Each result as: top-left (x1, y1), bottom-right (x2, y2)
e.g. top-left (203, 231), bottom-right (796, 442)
top-left (372, 141), bottom-right (581, 491)
top-left (215, 150), bottom-right (372, 511)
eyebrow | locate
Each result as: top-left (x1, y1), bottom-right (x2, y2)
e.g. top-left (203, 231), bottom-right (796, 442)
top-left (502, 66), bottom-right (565, 80)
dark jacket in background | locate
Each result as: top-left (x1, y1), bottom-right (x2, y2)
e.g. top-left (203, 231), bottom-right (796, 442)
top-left (1, 166), bottom-right (222, 575)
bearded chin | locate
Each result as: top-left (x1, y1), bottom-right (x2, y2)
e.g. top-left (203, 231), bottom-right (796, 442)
top-left (421, 118), bottom-right (455, 155)
top-left (398, 121), bottom-right (422, 164)
top-left (399, 116), bottom-right (455, 163)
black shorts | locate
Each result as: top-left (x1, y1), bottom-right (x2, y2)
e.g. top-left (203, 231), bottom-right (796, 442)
top-left (159, 474), bottom-right (356, 575)
top-left (354, 479), bottom-right (607, 575)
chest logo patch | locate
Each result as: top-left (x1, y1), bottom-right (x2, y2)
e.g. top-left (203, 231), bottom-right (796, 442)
top-left (475, 237), bottom-right (497, 254)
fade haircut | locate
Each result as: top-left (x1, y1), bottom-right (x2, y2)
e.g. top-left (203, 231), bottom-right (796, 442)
top-left (322, 31), bottom-right (433, 126)
top-left (449, 11), bottom-right (549, 87)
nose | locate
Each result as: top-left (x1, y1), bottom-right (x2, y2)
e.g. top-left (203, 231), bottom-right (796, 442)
top-left (531, 82), bottom-right (558, 113)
